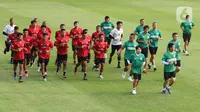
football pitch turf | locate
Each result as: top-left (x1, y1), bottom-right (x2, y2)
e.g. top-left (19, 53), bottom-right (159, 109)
top-left (0, 0), bottom-right (200, 112)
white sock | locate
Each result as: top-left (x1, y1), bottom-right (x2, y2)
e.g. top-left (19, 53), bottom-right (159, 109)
top-left (163, 88), bottom-right (166, 90)
top-left (123, 71), bottom-right (127, 74)
top-left (149, 62), bottom-right (152, 65)
top-left (167, 86), bottom-right (171, 89)
top-left (153, 65), bottom-right (156, 68)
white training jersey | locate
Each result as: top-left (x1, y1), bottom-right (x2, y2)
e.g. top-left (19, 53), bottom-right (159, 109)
top-left (110, 28), bottom-right (123, 45)
top-left (3, 24), bottom-right (16, 40)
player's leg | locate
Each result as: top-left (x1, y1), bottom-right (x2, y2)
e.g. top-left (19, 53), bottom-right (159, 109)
top-left (117, 45), bottom-right (122, 68)
top-left (72, 46), bottom-right (77, 64)
top-left (109, 45), bottom-right (116, 64)
top-left (62, 55), bottom-right (68, 78)
top-left (99, 62), bottom-right (104, 79)
top-left (44, 59), bottom-right (49, 76)
top-left (183, 33), bottom-right (191, 56)
top-left (10, 51), bottom-right (14, 64)
top-left (166, 72), bottom-right (176, 94)
top-left (18, 60), bottom-right (24, 82)
top-left (175, 60), bottom-right (181, 73)
top-left (82, 58), bottom-right (88, 80)
top-left (142, 47), bottom-right (148, 73)
top-left (24, 54), bottom-right (28, 77)
top-left (128, 70), bottom-right (133, 81)
top-left (132, 73), bottom-right (140, 95)
top-left (13, 60), bottom-right (18, 80)
top-left (93, 59), bottom-right (100, 71)
top-left (162, 72), bottom-right (170, 94)
top-left (87, 52), bottom-right (91, 63)
top-left (56, 55), bottom-right (61, 75)
top-left (74, 56), bottom-right (81, 74)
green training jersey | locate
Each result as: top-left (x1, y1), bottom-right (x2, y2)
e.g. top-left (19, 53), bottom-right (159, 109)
top-left (180, 21), bottom-right (195, 34)
top-left (162, 51), bottom-right (177, 72)
top-left (168, 40), bottom-right (181, 60)
top-left (136, 32), bottom-right (150, 48)
top-left (123, 40), bottom-right (138, 60)
top-left (100, 21), bottom-right (114, 37)
top-left (134, 25), bottom-right (143, 34)
top-left (148, 29), bottom-right (162, 47)
top-left (130, 53), bottom-right (146, 74)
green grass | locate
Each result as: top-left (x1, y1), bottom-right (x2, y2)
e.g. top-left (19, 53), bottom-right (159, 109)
top-left (0, 0), bottom-right (200, 112)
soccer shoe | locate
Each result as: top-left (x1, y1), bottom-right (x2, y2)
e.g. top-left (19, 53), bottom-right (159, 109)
top-left (128, 76), bottom-right (133, 81)
top-left (43, 78), bottom-right (47, 81)
top-left (143, 69), bottom-right (147, 73)
top-left (37, 67), bottom-right (41, 72)
top-left (108, 58), bottom-right (112, 64)
top-left (98, 75), bottom-right (103, 79)
top-left (148, 63), bottom-right (151, 69)
top-left (25, 73), bottom-right (29, 77)
top-left (83, 77), bottom-right (88, 80)
top-left (56, 72), bottom-right (59, 75)
top-left (154, 67), bottom-right (157, 71)
top-left (185, 51), bottom-right (189, 56)
top-left (18, 78), bottom-right (24, 83)
top-left (117, 64), bottom-right (121, 68)
top-left (166, 87), bottom-right (172, 94)
top-left (132, 89), bottom-right (137, 95)
top-left (95, 68), bottom-right (99, 71)
top-left (122, 72), bottom-right (126, 78)
top-left (3, 49), bottom-right (6, 54)
top-left (162, 89), bottom-right (166, 94)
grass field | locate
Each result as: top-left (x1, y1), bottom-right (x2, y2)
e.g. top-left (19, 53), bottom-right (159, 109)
top-left (0, 0), bottom-right (200, 112)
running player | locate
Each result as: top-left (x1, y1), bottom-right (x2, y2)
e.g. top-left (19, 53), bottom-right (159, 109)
top-left (70, 21), bottom-right (83, 64)
top-left (118, 33), bottom-right (138, 81)
top-left (55, 24), bottom-right (67, 39)
top-left (148, 22), bottom-right (162, 71)
top-left (37, 33), bottom-right (53, 81)
top-left (136, 25), bottom-right (150, 73)
top-left (2, 18), bottom-right (16, 55)
top-left (168, 32), bottom-right (181, 73)
top-left (7, 26), bottom-right (19, 64)
top-left (23, 28), bottom-right (33, 77)
top-left (100, 16), bottom-right (114, 46)
top-left (29, 20), bottom-right (40, 67)
top-left (108, 21), bottom-right (123, 68)
top-left (129, 46), bottom-right (146, 95)
top-left (180, 15), bottom-right (195, 56)
top-left (162, 43), bottom-right (177, 94)
top-left (92, 25), bottom-right (105, 43)
top-left (83, 29), bottom-right (92, 63)
top-left (41, 21), bottom-right (52, 34)
top-left (92, 34), bottom-right (108, 79)
top-left (74, 31), bottom-right (90, 80)
top-left (11, 33), bottom-right (25, 82)
top-left (134, 19), bottom-right (145, 35)
top-left (54, 29), bottom-right (69, 78)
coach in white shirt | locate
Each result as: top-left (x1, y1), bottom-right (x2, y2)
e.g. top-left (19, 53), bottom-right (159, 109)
top-left (2, 18), bottom-right (16, 54)
top-left (108, 21), bottom-right (123, 68)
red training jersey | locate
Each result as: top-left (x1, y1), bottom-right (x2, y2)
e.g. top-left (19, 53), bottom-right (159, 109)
top-left (70, 28), bottom-right (82, 46)
top-left (54, 36), bottom-right (69, 55)
top-left (46, 26), bottom-right (52, 34)
top-left (77, 38), bottom-right (90, 57)
top-left (92, 31), bottom-right (105, 42)
top-left (55, 30), bottom-right (70, 39)
top-left (37, 32), bottom-right (51, 41)
top-left (23, 35), bottom-right (33, 54)
top-left (37, 39), bottom-right (53, 59)
top-left (8, 32), bottom-right (18, 44)
top-left (28, 27), bottom-right (40, 39)
top-left (11, 40), bottom-right (25, 60)
top-left (93, 41), bottom-right (108, 58)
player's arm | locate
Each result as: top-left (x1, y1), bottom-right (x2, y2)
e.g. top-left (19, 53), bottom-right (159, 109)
top-left (109, 29), bottom-right (115, 39)
top-left (190, 22), bottom-right (195, 29)
top-left (2, 25), bottom-right (8, 36)
top-left (180, 22), bottom-right (184, 31)
top-left (118, 43), bottom-right (125, 55)
top-left (134, 27), bottom-right (139, 35)
top-left (136, 35), bottom-right (145, 43)
top-left (162, 54), bottom-right (169, 65)
top-left (159, 30), bottom-right (163, 40)
top-left (92, 44), bottom-right (99, 54)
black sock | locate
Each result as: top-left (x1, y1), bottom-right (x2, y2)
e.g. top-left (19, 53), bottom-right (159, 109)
top-left (14, 72), bottom-right (16, 75)
top-left (56, 67), bottom-right (59, 73)
top-left (43, 75), bottom-right (46, 79)
top-left (25, 71), bottom-right (27, 74)
top-left (19, 76), bottom-right (22, 80)
top-left (118, 61), bottom-right (121, 65)
top-left (63, 71), bottom-right (66, 76)
top-left (84, 72), bottom-right (87, 77)
top-left (99, 72), bottom-right (102, 76)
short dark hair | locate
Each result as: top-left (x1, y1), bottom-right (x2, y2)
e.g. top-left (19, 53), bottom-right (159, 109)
top-left (17, 32), bottom-right (23, 37)
top-left (140, 19), bottom-right (144, 22)
top-left (117, 21), bottom-right (123, 25)
top-left (130, 33), bottom-right (135, 37)
top-left (61, 29), bottom-right (66, 32)
top-left (74, 21), bottom-right (79, 25)
top-left (10, 18), bottom-right (14, 22)
top-left (43, 33), bottom-right (48, 37)
top-left (31, 20), bottom-right (34, 24)
top-left (60, 24), bottom-right (65, 27)
top-left (152, 22), bottom-right (157, 25)
top-left (83, 29), bottom-right (88, 33)
top-left (105, 16), bottom-right (110, 20)
top-left (168, 43), bottom-right (174, 49)
top-left (33, 18), bottom-right (38, 21)
top-left (96, 25), bottom-right (101, 28)
top-left (23, 28), bottom-right (28, 32)
top-left (41, 25), bottom-right (46, 28)
top-left (14, 26), bottom-right (19, 30)
top-left (99, 34), bottom-right (104, 38)
top-left (32, 20), bottom-right (37, 23)
top-left (136, 46), bottom-right (141, 50)
top-left (143, 25), bottom-right (149, 30)
top-left (172, 32), bottom-right (178, 37)
top-left (186, 15), bottom-right (190, 19)
top-left (42, 21), bottom-right (46, 25)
